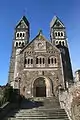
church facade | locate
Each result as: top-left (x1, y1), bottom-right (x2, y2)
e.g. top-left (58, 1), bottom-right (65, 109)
top-left (8, 16), bottom-right (73, 98)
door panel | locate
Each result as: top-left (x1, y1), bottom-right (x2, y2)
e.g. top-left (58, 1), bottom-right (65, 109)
top-left (36, 87), bottom-right (46, 97)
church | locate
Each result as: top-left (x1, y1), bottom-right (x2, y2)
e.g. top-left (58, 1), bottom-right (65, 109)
top-left (8, 15), bottom-right (73, 98)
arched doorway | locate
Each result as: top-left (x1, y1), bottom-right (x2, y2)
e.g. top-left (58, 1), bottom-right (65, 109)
top-left (33, 77), bottom-right (53, 97)
top-left (33, 77), bottom-right (46, 97)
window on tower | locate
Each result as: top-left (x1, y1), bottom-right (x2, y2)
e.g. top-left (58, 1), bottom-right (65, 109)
top-left (61, 32), bottom-right (63, 36)
top-left (59, 41), bottom-right (61, 45)
top-left (58, 32), bottom-right (60, 36)
top-left (23, 33), bottom-right (25, 37)
top-left (22, 42), bottom-right (24, 46)
top-left (17, 33), bottom-right (19, 37)
top-left (19, 42), bottom-right (21, 46)
top-left (20, 33), bottom-right (22, 37)
top-left (62, 41), bottom-right (65, 46)
top-left (55, 32), bottom-right (57, 36)
top-left (55, 41), bottom-right (58, 45)
top-left (16, 42), bottom-right (18, 47)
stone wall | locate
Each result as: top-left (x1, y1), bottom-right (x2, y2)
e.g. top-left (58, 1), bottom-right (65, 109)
top-left (59, 81), bottom-right (80, 120)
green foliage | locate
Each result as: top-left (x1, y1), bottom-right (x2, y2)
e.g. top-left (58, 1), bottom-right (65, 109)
top-left (0, 84), bottom-right (19, 107)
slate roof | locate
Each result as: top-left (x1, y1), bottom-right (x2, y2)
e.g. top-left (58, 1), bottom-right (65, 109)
top-left (16, 16), bottom-right (29, 28)
top-left (50, 16), bottom-right (65, 28)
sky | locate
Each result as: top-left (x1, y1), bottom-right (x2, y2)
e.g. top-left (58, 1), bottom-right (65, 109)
top-left (0, 0), bottom-right (80, 85)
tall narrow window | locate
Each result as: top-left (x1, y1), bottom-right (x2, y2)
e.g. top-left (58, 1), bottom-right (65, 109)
top-left (59, 41), bottom-right (61, 45)
top-left (31, 59), bottom-right (33, 64)
top-left (61, 32), bottom-right (63, 36)
top-left (22, 42), bottom-right (24, 47)
top-left (36, 58), bottom-right (38, 64)
top-left (58, 32), bottom-right (60, 36)
top-left (20, 33), bottom-right (22, 37)
top-left (62, 41), bottom-right (64, 46)
top-left (40, 58), bottom-right (41, 64)
top-left (23, 33), bottom-right (25, 37)
top-left (48, 58), bottom-right (50, 64)
top-left (51, 58), bottom-right (53, 64)
top-left (28, 59), bottom-right (30, 64)
top-left (55, 58), bottom-right (57, 64)
top-left (16, 42), bottom-right (18, 47)
top-left (43, 58), bottom-right (45, 64)
top-left (17, 33), bottom-right (19, 37)
top-left (55, 32), bottom-right (57, 36)
top-left (19, 42), bottom-right (21, 46)
top-left (24, 58), bottom-right (27, 64)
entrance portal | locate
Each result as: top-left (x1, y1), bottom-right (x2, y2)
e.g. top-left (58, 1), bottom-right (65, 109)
top-left (33, 77), bottom-right (46, 97)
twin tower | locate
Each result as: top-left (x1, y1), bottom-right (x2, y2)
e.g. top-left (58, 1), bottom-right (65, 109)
top-left (8, 15), bottom-right (73, 97)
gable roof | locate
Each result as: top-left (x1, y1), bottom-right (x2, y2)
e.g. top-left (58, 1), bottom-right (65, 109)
top-left (50, 16), bottom-right (65, 28)
top-left (15, 16), bottom-right (29, 28)
top-left (20, 31), bottom-right (60, 53)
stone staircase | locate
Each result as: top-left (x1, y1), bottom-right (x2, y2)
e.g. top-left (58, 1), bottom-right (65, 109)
top-left (4, 97), bottom-right (69, 120)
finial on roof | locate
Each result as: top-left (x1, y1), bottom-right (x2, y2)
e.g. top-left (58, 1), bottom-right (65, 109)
top-left (38, 29), bottom-right (43, 35)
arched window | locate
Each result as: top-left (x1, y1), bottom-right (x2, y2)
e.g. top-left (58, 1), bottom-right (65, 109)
top-left (19, 42), bottom-right (21, 46)
top-left (55, 58), bottom-right (57, 64)
top-left (59, 41), bottom-right (61, 45)
top-left (31, 59), bottom-right (33, 64)
top-left (48, 58), bottom-right (50, 64)
top-left (20, 33), bottom-right (22, 37)
top-left (58, 32), bottom-right (60, 36)
top-left (61, 32), bottom-right (63, 36)
top-left (55, 32), bottom-right (57, 36)
top-left (22, 42), bottom-right (24, 47)
top-left (62, 41), bottom-right (64, 46)
top-left (23, 33), bottom-right (25, 37)
top-left (17, 33), bottom-right (19, 37)
top-left (56, 41), bottom-right (58, 44)
top-left (36, 58), bottom-right (38, 64)
top-left (16, 42), bottom-right (18, 47)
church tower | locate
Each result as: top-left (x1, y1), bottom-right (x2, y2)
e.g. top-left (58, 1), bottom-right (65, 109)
top-left (50, 16), bottom-right (73, 85)
top-left (8, 16), bottom-right (30, 84)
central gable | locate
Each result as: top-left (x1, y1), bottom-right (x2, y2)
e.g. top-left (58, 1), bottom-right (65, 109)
top-left (21, 32), bottom-right (60, 55)
top-left (34, 33), bottom-right (47, 52)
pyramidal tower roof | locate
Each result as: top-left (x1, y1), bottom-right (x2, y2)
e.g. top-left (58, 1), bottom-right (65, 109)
top-left (50, 16), bottom-right (65, 28)
top-left (16, 15), bottom-right (29, 28)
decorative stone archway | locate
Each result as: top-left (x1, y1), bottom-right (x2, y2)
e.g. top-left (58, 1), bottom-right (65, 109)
top-left (32, 77), bottom-right (52, 97)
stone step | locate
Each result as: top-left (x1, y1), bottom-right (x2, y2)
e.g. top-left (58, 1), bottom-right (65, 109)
top-left (3, 97), bottom-right (69, 120)
top-left (4, 116), bottom-right (69, 120)
top-left (5, 118), bottom-right (69, 120)
top-left (14, 115), bottom-right (68, 118)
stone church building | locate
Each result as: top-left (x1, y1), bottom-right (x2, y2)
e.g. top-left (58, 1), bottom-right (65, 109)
top-left (8, 16), bottom-right (73, 98)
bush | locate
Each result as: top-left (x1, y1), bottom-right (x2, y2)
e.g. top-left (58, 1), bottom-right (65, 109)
top-left (0, 84), bottom-right (19, 106)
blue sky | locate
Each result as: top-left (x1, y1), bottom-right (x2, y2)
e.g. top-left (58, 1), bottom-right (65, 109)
top-left (0, 0), bottom-right (80, 85)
